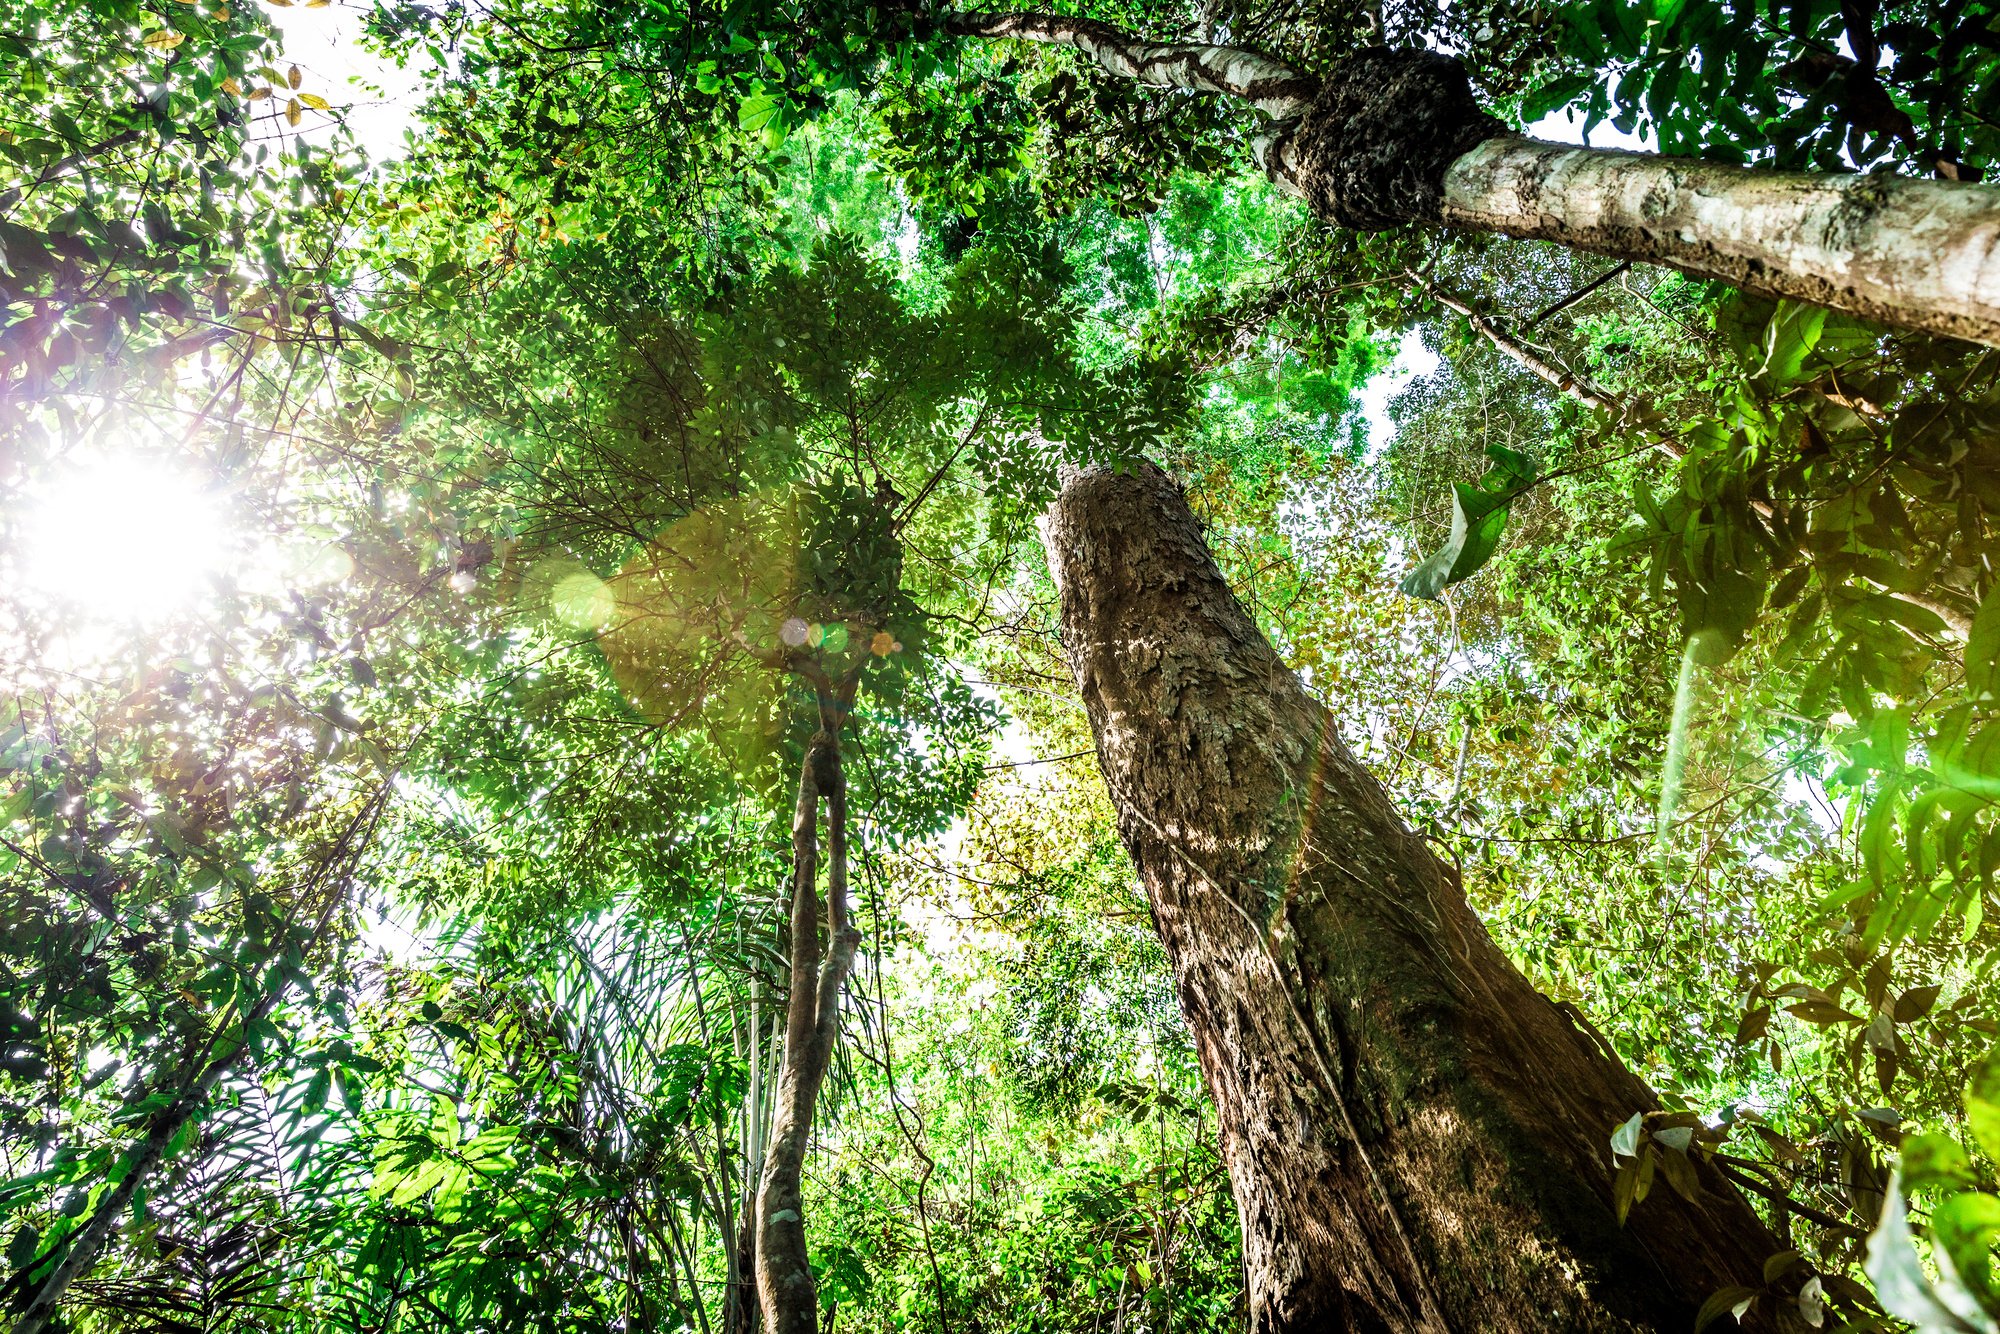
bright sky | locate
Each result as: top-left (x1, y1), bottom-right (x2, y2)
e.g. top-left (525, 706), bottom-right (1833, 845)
top-left (264, 2), bottom-right (426, 164)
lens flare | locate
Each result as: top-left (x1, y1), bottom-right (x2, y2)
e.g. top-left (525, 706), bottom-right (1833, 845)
top-left (22, 455), bottom-right (229, 620)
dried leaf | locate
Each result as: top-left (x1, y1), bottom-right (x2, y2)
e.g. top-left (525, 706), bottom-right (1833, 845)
top-left (1658, 1144), bottom-right (1701, 1202)
top-left (285, 97), bottom-right (301, 126)
top-left (1896, 985), bottom-right (1943, 1022)
top-left (1786, 1000), bottom-right (1863, 1025)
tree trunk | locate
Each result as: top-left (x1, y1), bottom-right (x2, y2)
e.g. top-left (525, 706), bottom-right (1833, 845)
top-left (756, 714), bottom-right (863, 1334)
top-left (1041, 463), bottom-right (1791, 1333)
top-left (951, 13), bottom-right (2000, 348)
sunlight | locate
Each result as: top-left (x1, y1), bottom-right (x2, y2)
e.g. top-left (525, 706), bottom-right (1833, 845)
top-left (22, 454), bottom-right (229, 621)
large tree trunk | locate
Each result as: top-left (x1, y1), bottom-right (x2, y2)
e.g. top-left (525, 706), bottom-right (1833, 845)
top-left (949, 13), bottom-right (2000, 348)
top-left (1041, 464), bottom-right (1790, 1333)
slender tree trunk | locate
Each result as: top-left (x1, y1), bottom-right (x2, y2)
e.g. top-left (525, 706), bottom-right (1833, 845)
top-left (756, 704), bottom-right (863, 1334)
top-left (1041, 464), bottom-right (1793, 1332)
top-left (949, 13), bottom-right (2000, 347)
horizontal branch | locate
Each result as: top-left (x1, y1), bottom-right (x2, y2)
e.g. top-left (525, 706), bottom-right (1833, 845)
top-left (944, 10), bottom-right (1318, 119)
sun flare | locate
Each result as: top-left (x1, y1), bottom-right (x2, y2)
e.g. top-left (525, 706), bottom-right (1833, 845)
top-left (21, 455), bottom-right (230, 622)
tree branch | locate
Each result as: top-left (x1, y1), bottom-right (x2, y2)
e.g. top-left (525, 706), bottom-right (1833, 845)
top-left (942, 10), bottom-right (1318, 119)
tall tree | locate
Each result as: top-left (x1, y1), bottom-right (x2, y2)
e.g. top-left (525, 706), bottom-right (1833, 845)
top-left (1042, 462), bottom-right (1792, 1331)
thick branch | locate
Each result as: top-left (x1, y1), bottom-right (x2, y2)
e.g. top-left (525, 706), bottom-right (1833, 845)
top-left (1437, 136), bottom-right (2000, 348)
top-left (943, 10), bottom-right (1318, 119)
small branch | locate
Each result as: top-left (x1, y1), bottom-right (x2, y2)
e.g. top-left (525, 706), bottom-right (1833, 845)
top-left (1412, 276), bottom-right (1974, 640)
top-left (1714, 1159), bottom-right (1855, 1234)
top-left (983, 749), bottom-right (1093, 771)
top-left (1527, 261), bottom-right (1631, 326)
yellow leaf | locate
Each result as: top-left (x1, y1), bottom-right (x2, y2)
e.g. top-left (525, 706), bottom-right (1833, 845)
top-left (266, 0), bottom-right (291, 6)
top-left (298, 92), bottom-right (329, 110)
top-left (221, 75), bottom-right (243, 94)
top-left (287, 64), bottom-right (301, 89)
top-left (213, 5), bottom-right (230, 16)
top-left (285, 97), bottom-right (301, 126)
top-left (247, 86), bottom-right (271, 100)
top-left (143, 29), bottom-right (185, 49)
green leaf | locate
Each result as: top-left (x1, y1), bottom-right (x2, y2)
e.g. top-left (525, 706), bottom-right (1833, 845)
top-left (1760, 300), bottom-right (1828, 387)
top-left (1934, 1192), bottom-right (2000, 1300)
top-left (738, 92), bottom-right (782, 134)
top-left (1694, 1284), bottom-right (1759, 1332)
top-left (1521, 72), bottom-right (1594, 124)
top-left (7, 1225), bottom-right (39, 1270)
top-left (1968, 591), bottom-right (2000, 702)
top-left (1658, 1142), bottom-right (1701, 1200)
top-left (1867, 1171), bottom-right (2000, 1333)
top-left (1400, 484), bottom-right (1514, 599)
top-left (1968, 1052), bottom-right (2000, 1164)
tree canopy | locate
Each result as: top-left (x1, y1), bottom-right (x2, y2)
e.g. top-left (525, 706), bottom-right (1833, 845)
top-left (9, 0), bottom-right (2000, 1330)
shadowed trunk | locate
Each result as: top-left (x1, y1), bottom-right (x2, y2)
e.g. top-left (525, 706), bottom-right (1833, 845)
top-left (1041, 464), bottom-right (1792, 1332)
top-left (949, 12), bottom-right (2000, 347)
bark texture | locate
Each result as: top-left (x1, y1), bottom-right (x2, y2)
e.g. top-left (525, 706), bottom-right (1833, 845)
top-left (1436, 136), bottom-right (2000, 347)
top-left (1285, 48), bottom-right (1504, 228)
top-left (1042, 464), bottom-right (1791, 1333)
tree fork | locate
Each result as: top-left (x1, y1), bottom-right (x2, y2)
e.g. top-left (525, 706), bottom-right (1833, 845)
top-left (950, 14), bottom-right (2000, 347)
top-left (1041, 463), bottom-right (1795, 1332)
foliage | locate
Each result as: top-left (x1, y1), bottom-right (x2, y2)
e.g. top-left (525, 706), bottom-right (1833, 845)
top-left (1527, 0), bottom-right (1999, 178)
top-left (12, 0), bottom-right (2000, 1329)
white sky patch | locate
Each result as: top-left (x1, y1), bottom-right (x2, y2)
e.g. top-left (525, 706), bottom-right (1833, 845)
top-left (1355, 328), bottom-right (1441, 460)
top-left (266, 2), bottom-right (426, 164)
top-left (1527, 106), bottom-right (1655, 153)
top-left (18, 449), bottom-right (232, 624)
top-left (892, 208), bottom-right (922, 268)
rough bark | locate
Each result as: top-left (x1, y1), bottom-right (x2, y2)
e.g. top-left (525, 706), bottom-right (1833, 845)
top-left (958, 13), bottom-right (2000, 347)
top-left (1283, 48), bottom-right (1505, 229)
top-left (755, 710), bottom-right (863, 1334)
top-left (1042, 463), bottom-right (1793, 1333)
top-left (1433, 136), bottom-right (2000, 348)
